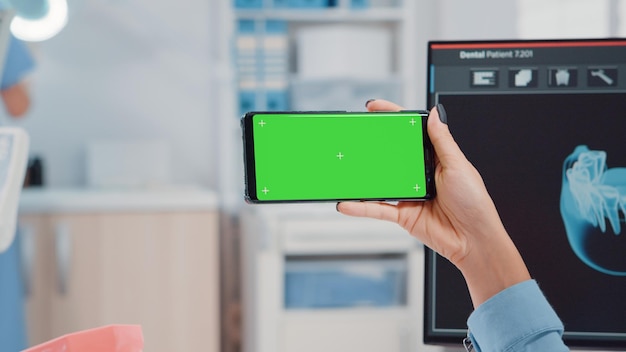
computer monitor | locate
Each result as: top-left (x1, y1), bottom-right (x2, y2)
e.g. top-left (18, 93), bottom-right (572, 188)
top-left (425, 38), bottom-right (626, 349)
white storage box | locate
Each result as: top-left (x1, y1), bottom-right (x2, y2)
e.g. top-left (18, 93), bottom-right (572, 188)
top-left (295, 24), bottom-right (392, 79)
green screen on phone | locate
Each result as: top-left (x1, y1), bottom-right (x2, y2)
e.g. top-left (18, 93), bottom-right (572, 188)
top-left (244, 111), bottom-right (433, 202)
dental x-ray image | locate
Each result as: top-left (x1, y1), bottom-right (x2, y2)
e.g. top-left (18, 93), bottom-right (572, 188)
top-left (561, 145), bottom-right (626, 276)
top-left (428, 92), bottom-right (626, 346)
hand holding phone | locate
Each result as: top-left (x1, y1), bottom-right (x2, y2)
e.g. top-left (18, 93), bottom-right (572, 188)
top-left (241, 110), bottom-right (435, 203)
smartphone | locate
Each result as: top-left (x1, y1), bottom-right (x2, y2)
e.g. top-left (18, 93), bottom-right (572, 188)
top-left (241, 110), bottom-right (435, 203)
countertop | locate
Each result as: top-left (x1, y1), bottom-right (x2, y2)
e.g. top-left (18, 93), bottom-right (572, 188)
top-left (18, 186), bottom-right (219, 214)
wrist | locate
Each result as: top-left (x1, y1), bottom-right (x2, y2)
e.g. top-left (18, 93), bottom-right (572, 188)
top-left (457, 231), bottom-right (531, 308)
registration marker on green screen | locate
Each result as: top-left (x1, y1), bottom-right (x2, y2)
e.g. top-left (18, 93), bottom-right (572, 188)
top-left (242, 111), bottom-right (435, 203)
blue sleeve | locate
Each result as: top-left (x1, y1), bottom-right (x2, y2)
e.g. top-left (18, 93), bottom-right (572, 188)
top-left (1, 34), bottom-right (35, 90)
top-left (467, 280), bottom-right (569, 352)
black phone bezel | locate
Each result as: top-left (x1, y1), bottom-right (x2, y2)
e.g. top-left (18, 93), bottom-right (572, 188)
top-left (241, 110), bottom-right (436, 203)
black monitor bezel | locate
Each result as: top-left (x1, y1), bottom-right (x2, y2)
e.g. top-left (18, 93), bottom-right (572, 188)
top-left (424, 37), bottom-right (626, 350)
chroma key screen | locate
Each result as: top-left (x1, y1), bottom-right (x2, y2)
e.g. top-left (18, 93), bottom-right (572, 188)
top-left (245, 111), bottom-right (432, 202)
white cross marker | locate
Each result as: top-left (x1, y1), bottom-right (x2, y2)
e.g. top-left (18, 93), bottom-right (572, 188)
top-left (336, 152), bottom-right (344, 160)
top-left (262, 187), bottom-right (270, 194)
top-left (413, 184), bottom-right (421, 192)
top-left (258, 120), bottom-right (267, 127)
top-left (409, 118), bottom-right (417, 126)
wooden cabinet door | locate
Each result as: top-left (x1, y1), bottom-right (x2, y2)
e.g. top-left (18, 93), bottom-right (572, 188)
top-left (20, 211), bottom-right (220, 352)
top-left (20, 214), bottom-right (55, 346)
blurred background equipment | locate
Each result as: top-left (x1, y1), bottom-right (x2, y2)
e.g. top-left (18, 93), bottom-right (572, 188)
top-left (3, 0), bottom-right (68, 42)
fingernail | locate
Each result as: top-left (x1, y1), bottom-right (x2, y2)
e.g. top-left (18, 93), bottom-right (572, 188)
top-left (335, 202), bottom-right (341, 212)
top-left (436, 103), bottom-right (447, 124)
top-left (365, 99), bottom-right (376, 108)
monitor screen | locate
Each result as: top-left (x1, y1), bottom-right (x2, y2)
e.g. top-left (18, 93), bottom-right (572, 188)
top-left (425, 38), bottom-right (626, 349)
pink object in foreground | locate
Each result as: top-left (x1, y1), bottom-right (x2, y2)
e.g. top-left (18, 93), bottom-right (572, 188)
top-left (22, 325), bottom-right (144, 352)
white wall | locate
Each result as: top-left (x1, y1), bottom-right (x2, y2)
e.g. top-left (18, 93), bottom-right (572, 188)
top-left (517, 0), bottom-right (616, 38)
top-left (412, 0), bottom-right (518, 109)
top-left (3, 0), bottom-right (215, 188)
top-left (435, 0), bottom-right (518, 40)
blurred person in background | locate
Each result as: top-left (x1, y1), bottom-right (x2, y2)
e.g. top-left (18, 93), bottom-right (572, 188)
top-left (0, 5), bottom-right (36, 350)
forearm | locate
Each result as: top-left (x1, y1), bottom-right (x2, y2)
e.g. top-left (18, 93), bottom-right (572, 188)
top-left (456, 225), bottom-right (531, 308)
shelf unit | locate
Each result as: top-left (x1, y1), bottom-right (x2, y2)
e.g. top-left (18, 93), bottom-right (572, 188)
top-left (217, 0), bottom-right (421, 212)
top-left (216, 3), bottom-right (427, 351)
top-left (232, 1), bottom-right (418, 112)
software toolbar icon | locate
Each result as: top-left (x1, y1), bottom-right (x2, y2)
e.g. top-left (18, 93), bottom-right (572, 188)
top-left (470, 69), bottom-right (498, 87)
top-left (509, 68), bottom-right (538, 88)
top-left (588, 68), bottom-right (618, 87)
top-left (548, 68), bottom-right (578, 87)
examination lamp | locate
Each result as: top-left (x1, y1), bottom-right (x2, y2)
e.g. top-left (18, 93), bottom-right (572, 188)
top-left (4, 0), bottom-right (68, 42)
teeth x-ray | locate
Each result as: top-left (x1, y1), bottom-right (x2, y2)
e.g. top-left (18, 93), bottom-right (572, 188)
top-left (430, 93), bottom-right (626, 338)
top-left (561, 145), bottom-right (626, 276)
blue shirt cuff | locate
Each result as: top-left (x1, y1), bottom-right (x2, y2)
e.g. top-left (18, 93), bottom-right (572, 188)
top-left (467, 279), bottom-right (567, 352)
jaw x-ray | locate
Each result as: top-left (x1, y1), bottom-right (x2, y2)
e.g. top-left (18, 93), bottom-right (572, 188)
top-left (426, 91), bottom-right (626, 346)
top-left (562, 145), bottom-right (626, 276)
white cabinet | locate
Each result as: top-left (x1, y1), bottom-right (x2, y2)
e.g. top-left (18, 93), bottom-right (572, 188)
top-left (18, 189), bottom-right (220, 352)
top-left (281, 310), bottom-right (411, 352)
top-left (240, 204), bottom-right (426, 352)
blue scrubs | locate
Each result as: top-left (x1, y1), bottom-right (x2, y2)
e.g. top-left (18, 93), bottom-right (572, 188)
top-left (0, 233), bottom-right (28, 351)
top-left (2, 34), bottom-right (36, 89)
top-left (0, 31), bottom-right (35, 350)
